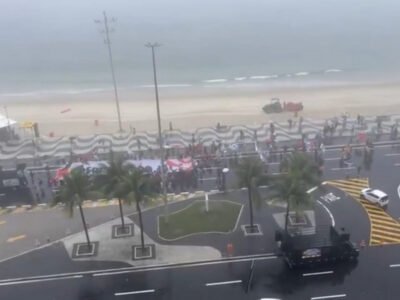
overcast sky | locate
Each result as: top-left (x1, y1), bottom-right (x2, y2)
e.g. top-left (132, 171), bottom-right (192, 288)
top-left (0, 0), bottom-right (399, 84)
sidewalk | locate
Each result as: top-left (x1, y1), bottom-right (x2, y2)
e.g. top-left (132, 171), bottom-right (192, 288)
top-left (61, 190), bottom-right (292, 267)
top-left (63, 217), bottom-right (221, 267)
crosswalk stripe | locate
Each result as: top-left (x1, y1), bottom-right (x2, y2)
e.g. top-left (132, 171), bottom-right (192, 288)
top-left (328, 182), bottom-right (364, 190)
top-left (367, 210), bottom-right (395, 219)
top-left (325, 177), bottom-right (400, 246)
top-left (372, 223), bottom-right (400, 232)
top-left (372, 228), bottom-right (400, 238)
top-left (370, 238), bottom-right (397, 245)
top-left (371, 219), bottom-right (400, 228)
top-left (330, 179), bottom-right (368, 185)
top-left (360, 203), bottom-right (384, 211)
top-left (370, 235), bottom-right (400, 243)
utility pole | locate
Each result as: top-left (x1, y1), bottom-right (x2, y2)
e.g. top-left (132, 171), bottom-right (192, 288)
top-left (3, 105), bottom-right (10, 136)
top-left (145, 42), bottom-right (168, 220)
top-left (95, 11), bottom-right (123, 132)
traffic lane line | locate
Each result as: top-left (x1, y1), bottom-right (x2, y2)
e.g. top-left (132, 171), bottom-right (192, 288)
top-left (310, 294), bottom-right (346, 299)
top-left (330, 167), bottom-right (355, 171)
top-left (324, 157), bottom-right (340, 161)
top-left (0, 254), bottom-right (278, 283)
top-left (115, 289), bottom-right (155, 296)
top-left (316, 200), bottom-right (335, 227)
top-left (94, 255), bottom-right (278, 277)
top-left (302, 270), bottom-right (334, 277)
top-left (0, 275), bottom-right (83, 286)
top-left (389, 264), bottom-right (400, 268)
top-left (205, 279), bottom-right (242, 287)
top-left (6, 234), bottom-right (26, 243)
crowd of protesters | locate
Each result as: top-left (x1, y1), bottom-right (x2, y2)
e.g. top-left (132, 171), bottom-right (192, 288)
top-left (19, 113), bottom-right (400, 202)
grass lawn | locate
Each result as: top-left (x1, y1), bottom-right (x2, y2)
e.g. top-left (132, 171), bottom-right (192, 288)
top-left (159, 200), bottom-right (242, 240)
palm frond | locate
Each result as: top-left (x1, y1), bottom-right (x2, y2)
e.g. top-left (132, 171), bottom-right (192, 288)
top-left (119, 167), bottom-right (157, 206)
top-left (54, 169), bottom-right (90, 218)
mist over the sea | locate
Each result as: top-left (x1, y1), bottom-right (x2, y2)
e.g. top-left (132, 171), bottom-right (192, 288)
top-left (0, 0), bottom-right (400, 94)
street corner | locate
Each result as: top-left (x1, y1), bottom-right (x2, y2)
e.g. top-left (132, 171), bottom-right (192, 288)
top-left (319, 178), bottom-right (381, 246)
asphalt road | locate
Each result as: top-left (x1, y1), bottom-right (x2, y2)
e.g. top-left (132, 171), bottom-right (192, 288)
top-left (0, 205), bottom-right (137, 262)
top-left (1, 249), bottom-right (400, 300)
top-left (1, 143), bottom-right (400, 298)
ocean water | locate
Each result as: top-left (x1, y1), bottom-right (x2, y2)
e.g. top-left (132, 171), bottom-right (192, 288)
top-left (0, 0), bottom-right (400, 98)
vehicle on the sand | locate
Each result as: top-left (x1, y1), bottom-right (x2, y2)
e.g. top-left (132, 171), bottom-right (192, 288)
top-left (262, 98), bottom-right (303, 114)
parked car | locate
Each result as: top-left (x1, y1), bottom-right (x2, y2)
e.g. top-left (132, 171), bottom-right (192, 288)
top-left (360, 188), bottom-right (389, 207)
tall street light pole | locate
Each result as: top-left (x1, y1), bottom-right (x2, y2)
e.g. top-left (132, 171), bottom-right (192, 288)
top-left (95, 11), bottom-right (123, 132)
top-left (3, 105), bottom-right (10, 136)
top-left (145, 42), bottom-right (168, 219)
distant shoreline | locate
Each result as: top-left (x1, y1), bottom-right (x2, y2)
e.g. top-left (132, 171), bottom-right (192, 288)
top-left (3, 80), bottom-right (400, 136)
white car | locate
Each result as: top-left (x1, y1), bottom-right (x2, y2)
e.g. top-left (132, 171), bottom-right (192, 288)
top-left (360, 188), bottom-right (389, 207)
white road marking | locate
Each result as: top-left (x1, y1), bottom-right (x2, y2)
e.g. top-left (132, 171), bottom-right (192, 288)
top-left (302, 270), bottom-right (334, 277)
top-left (206, 279), bottom-right (242, 286)
top-left (375, 144), bottom-right (394, 149)
top-left (389, 264), bottom-right (400, 268)
top-left (271, 172), bottom-right (286, 175)
top-left (330, 167), bottom-right (355, 171)
top-left (0, 275), bottom-right (83, 286)
top-left (0, 253), bottom-right (278, 284)
top-left (385, 153), bottom-right (400, 157)
top-left (316, 200), bottom-right (335, 227)
top-left (115, 289), bottom-right (155, 296)
top-left (307, 186), bottom-right (319, 193)
top-left (94, 255), bottom-right (278, 277)
top-left (7, 234), bottom-right (26, 243)
top-left (394, 163), bottom-right (400, 167)
top-left (310, 294), bottom-right (346, 299)
top-left (324, 157), bottom-right (340, 161)
top-left (397, 184), bottom-right (400, 203)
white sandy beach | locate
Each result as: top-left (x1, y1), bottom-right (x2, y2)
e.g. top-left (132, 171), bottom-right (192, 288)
top-left (3, 82), bottom-right (400, 136)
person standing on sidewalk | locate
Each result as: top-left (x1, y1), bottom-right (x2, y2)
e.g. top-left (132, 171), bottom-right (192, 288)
top-left (357, 165), bottom-right (362, 177)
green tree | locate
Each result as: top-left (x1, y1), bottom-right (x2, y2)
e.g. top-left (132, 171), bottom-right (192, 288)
top-left (54, 169), bottom-right (92, 247)
top-left (102, 157), bottom-right (129, 230)
top-left (280, 152), bottom-right (321, 186)
top-left (119, 167), bottom-right (156, 250)
top-left (236, 157), bottom-right (267, 230)
top-left (271, 152), bottom-right (321, 232)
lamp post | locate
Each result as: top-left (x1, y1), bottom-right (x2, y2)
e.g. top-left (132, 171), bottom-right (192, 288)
top-left (3, 106), bottom-right (10, 132)
top-left (145, 42), bottom-right (168, 219)
top-left (95, 11), bottom-right (123, 132)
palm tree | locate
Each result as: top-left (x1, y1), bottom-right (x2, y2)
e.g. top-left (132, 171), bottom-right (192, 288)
top-left (119, 167), bottom-right (155, 250)
top-left (271, 174), bottom-right (312, 232)
top-left (236, 157), bottom-right (267, 231)
top-left (102, 157), bottom-right (129, 230)
top-left (54, 169), bottom-right (92, 247)
top-left (280, 152), bottom-right (321, 186)
top-left (271, 152), bottom-right (321, 232)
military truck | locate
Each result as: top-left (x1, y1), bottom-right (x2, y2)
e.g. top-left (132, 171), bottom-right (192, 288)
top-left (275, 226), bottom-right (359, 269)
